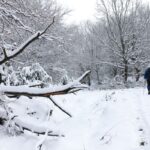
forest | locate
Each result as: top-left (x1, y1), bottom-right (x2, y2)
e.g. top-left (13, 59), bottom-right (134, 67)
top-left (0, 0), bottom-right (150, 150)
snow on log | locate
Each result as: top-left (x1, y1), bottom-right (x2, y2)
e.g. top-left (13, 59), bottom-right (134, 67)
top-left (0, 70), bottom-right (91, 97)
top-left (12, 116), bottom-right (64, 137)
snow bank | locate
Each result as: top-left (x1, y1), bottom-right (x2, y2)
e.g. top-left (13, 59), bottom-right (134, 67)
top-left (0, 88), bottom-right (150, 150)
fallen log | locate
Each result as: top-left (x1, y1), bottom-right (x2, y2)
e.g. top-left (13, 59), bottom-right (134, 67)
top-left (0, 70), bottom-right (91, 98)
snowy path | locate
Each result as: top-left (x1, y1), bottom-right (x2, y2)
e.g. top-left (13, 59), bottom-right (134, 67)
top-left (1, 88), bottom-right (150, 150)
top-left (54, 88), bottom-right (150, 150)
top-left (49, 88), bottom-right (150, 150)
top-left (135, 89), bottom-right (150, 149)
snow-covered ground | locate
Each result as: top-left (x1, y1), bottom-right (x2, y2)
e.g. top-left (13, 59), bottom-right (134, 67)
top-left (1, 87), bottom-right (150, 150)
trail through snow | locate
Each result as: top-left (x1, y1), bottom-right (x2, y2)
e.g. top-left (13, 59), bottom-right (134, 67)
top-left (1, 88), bottom-right (150, 150)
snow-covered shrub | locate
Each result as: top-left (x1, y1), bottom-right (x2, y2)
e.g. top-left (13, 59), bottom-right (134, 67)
top-left (0, 63), bottom-right (71, 87)
top-left (0, 62), bottom-right (14, 85)
top-left (60, 74), bottom-right (69, 85)
top-left (96, 75), bottom-right (144, 90)
top-left (0, 63), bottom-right (52, 86)
top-left (20, 63), bottom-right (52, 86)
top-left (97, 76), bottom-right (121, 89)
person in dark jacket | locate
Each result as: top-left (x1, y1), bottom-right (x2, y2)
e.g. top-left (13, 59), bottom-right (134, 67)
top-left (144, 67), bottom-right (150, 94)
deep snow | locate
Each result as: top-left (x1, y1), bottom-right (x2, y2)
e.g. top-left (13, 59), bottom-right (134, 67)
top-left (0, 87), bottom-right (150, 150)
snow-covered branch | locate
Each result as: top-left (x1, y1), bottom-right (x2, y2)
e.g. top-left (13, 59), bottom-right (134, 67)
top-left (0, 17), bottom-right (55, 65)
top-left (0, 70), bottom-right (90, 97)
top-left (9, 115), bottom-right (64, 137)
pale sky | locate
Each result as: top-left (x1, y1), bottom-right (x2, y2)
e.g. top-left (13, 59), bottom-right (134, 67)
top-left (57, 0), bottom-right (97, 24)
top-left (57, 0), bottom-right (150, 25)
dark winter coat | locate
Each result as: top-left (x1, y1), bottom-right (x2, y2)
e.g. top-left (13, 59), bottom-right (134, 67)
top-left (144, 67), bottom-right (150, 80)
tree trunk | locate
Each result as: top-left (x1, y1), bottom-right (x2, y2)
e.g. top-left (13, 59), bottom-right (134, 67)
top-left (124, 64), bottom-right (128, 83)
top-left (95, 65), bottom-right (101, 85)
top-left (135, 67), bottom-right (140, 81)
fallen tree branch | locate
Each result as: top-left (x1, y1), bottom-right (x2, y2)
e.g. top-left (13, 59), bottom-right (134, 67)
top-left (1, 70), bottom-right (91, 97)
top-left (15, 122), bottom-right (64, 137)
top-left (49, 96), bottom-right (72, 118)
top-left (8, 115), bottom-right (64, 137)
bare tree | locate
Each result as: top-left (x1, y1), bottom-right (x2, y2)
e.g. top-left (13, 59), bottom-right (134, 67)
top-left (97, 0), bottom-right (150, 82)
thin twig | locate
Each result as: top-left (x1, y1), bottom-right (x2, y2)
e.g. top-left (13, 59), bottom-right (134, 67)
top-left (49, 96), bottom-right (72, 118)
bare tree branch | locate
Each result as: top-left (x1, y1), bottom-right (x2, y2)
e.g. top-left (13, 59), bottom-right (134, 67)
top-left (49, 96), bottom-right (72, 118)
top-left (0, 17), bottom-right (55, 65)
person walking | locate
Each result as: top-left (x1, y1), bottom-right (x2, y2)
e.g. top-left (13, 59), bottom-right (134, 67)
top-left (144, 66), bottom-right (150, 94)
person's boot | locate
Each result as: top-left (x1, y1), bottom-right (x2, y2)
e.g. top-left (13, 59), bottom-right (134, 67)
top-left (148, 91), bottom-right (150, 95)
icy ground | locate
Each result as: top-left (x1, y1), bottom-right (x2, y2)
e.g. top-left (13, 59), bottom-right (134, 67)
top-left (1, 87), bottom-right (150, 150)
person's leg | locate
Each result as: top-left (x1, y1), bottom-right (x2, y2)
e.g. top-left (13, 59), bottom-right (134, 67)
top-left (147, 80), bottom-right (150, 94)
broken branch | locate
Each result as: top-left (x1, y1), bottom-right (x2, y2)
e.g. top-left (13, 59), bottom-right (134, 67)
top-left (1, 70), bottom-right (91, 98)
